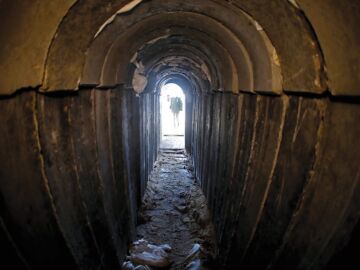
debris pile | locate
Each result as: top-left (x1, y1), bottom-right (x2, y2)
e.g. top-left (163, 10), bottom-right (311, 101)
top-left (128, 150), bottom-right (217, 269)
top-left (122, 239), bottom-right (172, 269)
top-left (122, 240), bottom-right (209, 270)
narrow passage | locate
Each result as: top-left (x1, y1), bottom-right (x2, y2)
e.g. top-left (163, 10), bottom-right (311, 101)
top-left (135, 150), bottom-right (217, 269)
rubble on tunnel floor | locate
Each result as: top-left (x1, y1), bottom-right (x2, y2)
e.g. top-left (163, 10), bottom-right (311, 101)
top-left (124, 150), bottom-right (217, 269)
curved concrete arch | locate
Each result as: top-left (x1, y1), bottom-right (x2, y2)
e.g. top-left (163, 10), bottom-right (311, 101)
top-left (296, 0), bottom-right (360, 95)
top-left (45, 0), bottom-right (276, 93)
top-left (0, 0), bottom-right (77, 95)
top-left (231, 0), bottom-right (327, 93)
top-left (159, 74), bottom-right (195, 96)
top-left (1, 1), bottom-right (360, 270)
top-left (135, 47), bottom-right (219, 89)
top-left (153, 67), bottom-right (206, 95)
top-left (146, 55), bottom-right (213, 91)
top-left (99, 31), bottom-right (224, 89)
top-left (89, 25), bottom-right (246, 92)
top-left (1, 0), bottom-right (358, 96)
top-left (94, 12), bottom-right (256, 93)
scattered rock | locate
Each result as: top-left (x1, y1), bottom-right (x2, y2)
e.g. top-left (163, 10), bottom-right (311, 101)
top-left (182, 217), bottom-right (191, 223)
top-left (183, 244), bottom-right (201, 265)
top-left (174, 205), bottom-right (188, 213)
top-left (134, 266), bottom-right (151, 270)
top-left (122, 261), bottom-right (135, 270)
top-left (131, 151), bottom-right (216, 269)
top-left (128, 239), bottom-right (172, 268)
top-left (186, 259), bottom-right (202, 270)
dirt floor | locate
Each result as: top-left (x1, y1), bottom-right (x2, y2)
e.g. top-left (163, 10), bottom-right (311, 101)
top-left (135, 150), bottom-right (217, 269)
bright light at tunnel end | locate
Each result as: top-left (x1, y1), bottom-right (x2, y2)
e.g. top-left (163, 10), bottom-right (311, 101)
top-left (160, 83), bottom-right (186, 149)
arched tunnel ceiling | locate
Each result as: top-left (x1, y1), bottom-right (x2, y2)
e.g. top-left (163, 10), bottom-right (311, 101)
top-left (83, 12), bottom-right (255, 93)
top-left (60, 0), bottom-right (283, 95)
top-left (0, 0), bottom-right (359, 96)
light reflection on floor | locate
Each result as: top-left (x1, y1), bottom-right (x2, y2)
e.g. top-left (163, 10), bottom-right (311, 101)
top-left (160, 135), bottom-right (185, 149)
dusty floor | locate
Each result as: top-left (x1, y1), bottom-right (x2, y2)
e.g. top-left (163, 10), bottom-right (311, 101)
top-left (136, 150), bottom-right (217, 269)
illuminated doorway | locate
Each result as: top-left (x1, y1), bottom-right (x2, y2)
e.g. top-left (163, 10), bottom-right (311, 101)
top-left (160, 83), bottom-right (185, 149)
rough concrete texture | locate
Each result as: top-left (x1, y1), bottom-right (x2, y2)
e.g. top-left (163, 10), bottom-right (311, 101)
top-left (0, 1), bottom-right (359, 95)
top-left (191, 92), bottom-right (360, 269)
top-left (42, 0), bottom-right (324, 93)
top-left (81, 0), bottom-right (280, 94)
top-left (233, 0), bottom-right (327, 93)
top-left (43, 0), bottom-right (130, 91)
top-left (0, 1), bottom-right (359, 270)
top-left (0, 83), bottom-right (359, 270)
top-left (0, 88), bottom-right (146, 269)
top-left (297, 0), bottom-right (360, 95)
top-left (0, 0), bottom-right (76, 94)
top-left (136, 150), bottom-right (216, 269)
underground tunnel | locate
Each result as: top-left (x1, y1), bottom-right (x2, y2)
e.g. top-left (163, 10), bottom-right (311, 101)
top-left (0, 0), bottom-right (360, 269)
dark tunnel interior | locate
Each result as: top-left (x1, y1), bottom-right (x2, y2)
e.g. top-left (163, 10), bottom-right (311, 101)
top-left (0, 0), bottom-right (360, 269)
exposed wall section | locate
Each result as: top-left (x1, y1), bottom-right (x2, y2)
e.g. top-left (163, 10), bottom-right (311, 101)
top-left (0, 87), bottom-right (148, 269)
top-left (42, 0), bottom-right (129, 91)
top-left (297, 0), bottom-right (360, 95)
top-left (139, 92), bottom-right (161, 196)
top-left (0, 0), bottom-right (76, 94)
top-left (272, 100), bottom-right (360, 270)
top-left (0, 92), bottom-right (78, 269)
top-left (191, 92), bottom-right (360, 269)
top-left (232, 0), bottom-right (327, 93)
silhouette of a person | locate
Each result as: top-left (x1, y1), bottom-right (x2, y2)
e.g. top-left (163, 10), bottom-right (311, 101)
top-left (170, 97), bottom-right (183, 128)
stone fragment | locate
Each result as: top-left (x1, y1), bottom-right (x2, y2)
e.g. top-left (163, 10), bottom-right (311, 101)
top-left (186, 259), bottom-right (202, 270)
top-left (134, 265), bottom-right (151, 270)
top-left (183, 243), bottom-right (201, 265)
top-left (129, 239), bottom-right (172, 268)
top-left (122, 261), bottom-right (135, 270)
top-left (174, 205), bottom-right (188, 213)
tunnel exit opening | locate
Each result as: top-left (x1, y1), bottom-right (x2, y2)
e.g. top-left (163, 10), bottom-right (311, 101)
top-left (160, 83), bottom-right (186, 149)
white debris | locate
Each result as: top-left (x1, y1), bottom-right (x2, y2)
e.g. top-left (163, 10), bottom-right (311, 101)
top-left (288, 0), bottom-right (300, 9)
top-left (127, 239), bottom-right (172, 268)
top-left (117, 0), bottom-right (143, 14)
top-left (254, 21), bottom-right (263, 31)
top-left (132, 64), bottom-right (148, 94)
top-left (134, 266), bottom-right (151, 270)
top-left (94, 0), bottom-right (143, 38)
top-left (186, 259), bottom-right (202, 270)
top-left (183, 243), bottom-right (201, 266)
top-left (122, 261), bottom-right (135, 270)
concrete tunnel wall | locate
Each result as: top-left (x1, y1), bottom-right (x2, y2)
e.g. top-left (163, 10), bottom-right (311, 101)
top-left (0, 88), bottom-right (159, 269)
top-left (0, 0), bottom-right (360, 270)
top-left (191, 92), bottom-right (360, 269)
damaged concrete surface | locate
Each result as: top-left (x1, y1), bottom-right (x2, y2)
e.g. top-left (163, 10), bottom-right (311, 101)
top-left (135, 150), bottom-right (217, 269)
